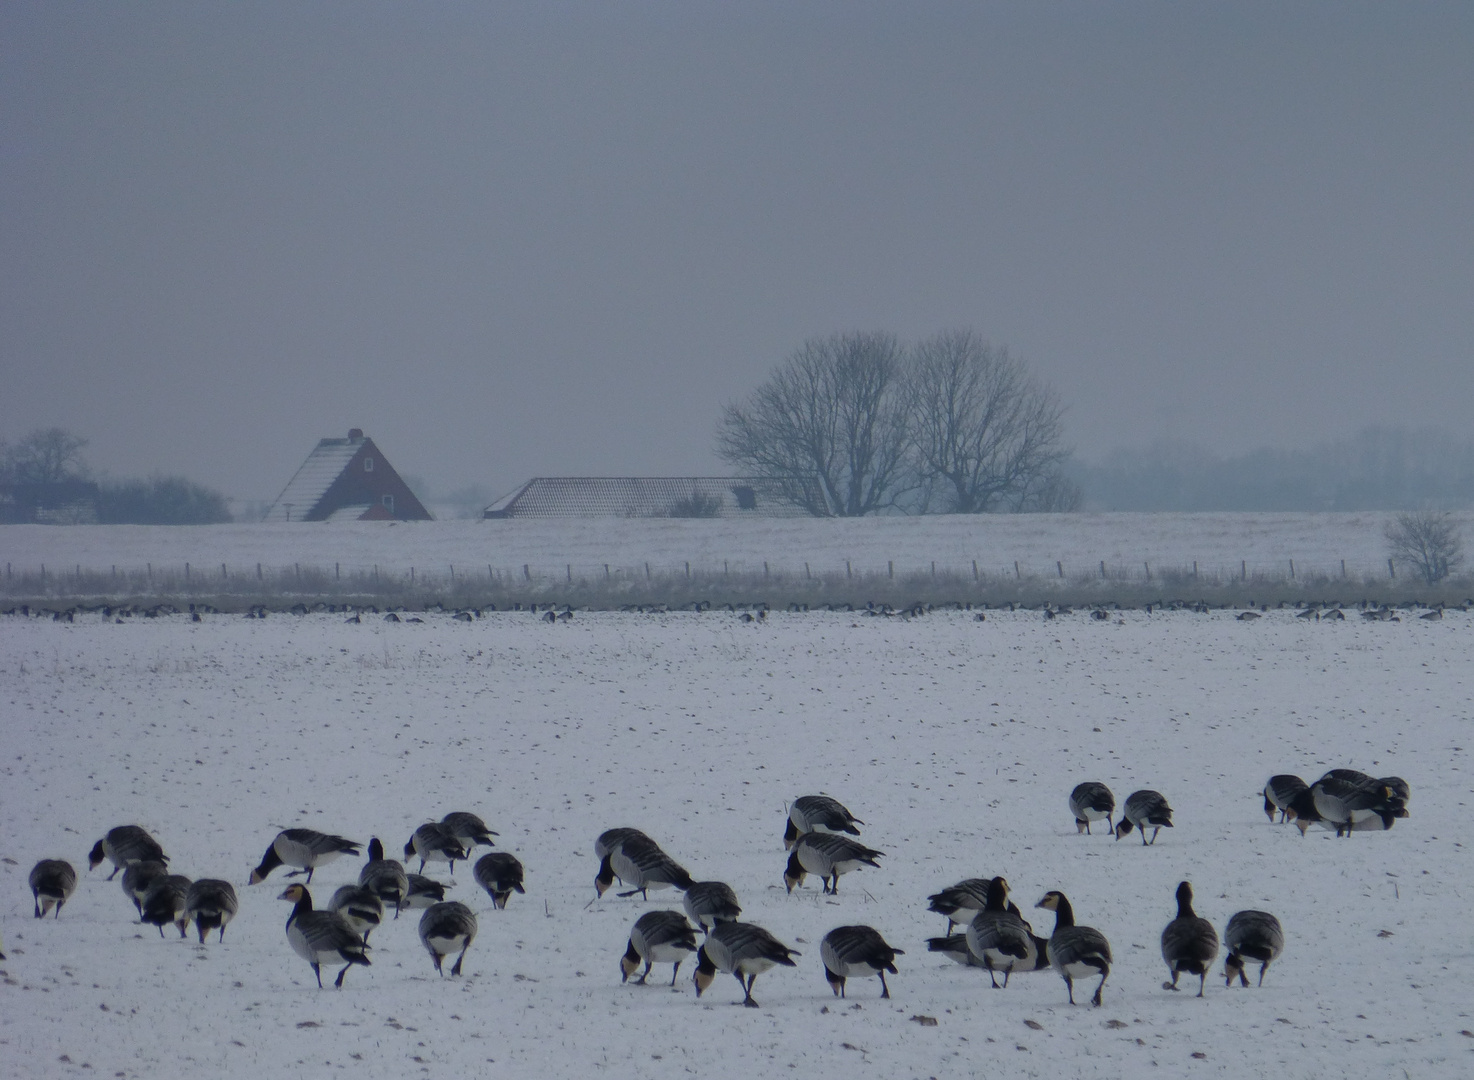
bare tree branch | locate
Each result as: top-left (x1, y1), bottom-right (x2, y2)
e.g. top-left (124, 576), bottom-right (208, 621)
top-left (1385, 509), bottom-right (1464, 585)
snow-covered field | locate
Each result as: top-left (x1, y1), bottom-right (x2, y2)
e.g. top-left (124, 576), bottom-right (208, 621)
top-left (3, 511), bottom-right (1461, 581)
top-left (3, 605), bottom-right (1471, 1079)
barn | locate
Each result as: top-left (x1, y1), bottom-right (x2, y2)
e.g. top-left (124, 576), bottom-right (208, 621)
top-left (262, 429), bottom-right (432, 522)
top-left (482, 477), bottom-right (808, 519)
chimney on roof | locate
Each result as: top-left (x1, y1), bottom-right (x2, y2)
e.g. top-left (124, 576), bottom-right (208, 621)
top-left (348, 428), bottom-right (364, 440)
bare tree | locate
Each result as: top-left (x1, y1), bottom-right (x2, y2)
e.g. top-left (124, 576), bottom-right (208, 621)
top-left (1385, 509), bottom-right (1464, 585)
top-left (717, 332), bottom-right (910, 516)
top-left (905, 330), bottom-right (1070, 513)
top-left (2, 427), bottom-right (89, 484)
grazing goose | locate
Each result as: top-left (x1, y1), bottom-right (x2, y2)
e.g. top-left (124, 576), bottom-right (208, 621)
top-left (1069, 782), bottom-right (1116, 835)
top-left (404, 823), bottom-right (469, 875)
top-left (1160, 881), bottom-right (1219, 996)
top-left (1285, 787), bottom-right (1327, 835)
top-left (596, 827), bottom-right (653, 861)
top-left (964, 877), bottom-right (1037, 988)
top-left (820, 925), bottom-right (903, 999)
top-left (121, 860), bottom-right (170, 917)
top-left (402, 873), bottom-right (448, 910)
top-left (783, 833), bottom-right (884, 895)
top-left (278, 883), bottom-right (371, 988)
top-left (1263, 775), bottom-right (1309, 823)
top-left (692, 921), bottom-right (800, 1008)
top-left (473, 852), bottom-right (526, 909)
top-left (250, 829), bottom-right (361, 884)
top-left (29, 860), bottom-right (77, 918)
top-left (927, 933), bottom-right (985, 967)
top-left (88, 826), bottom-right (167, 880)
top-left (927, 878), bottom-right (997, 932)
top-left (329, 885), bottom-right (385, 943)
top-left (1378, 776), bottom-right (1411, 804)
top-left (682, 881), bottom-right (742, 932)
top-left (620, 910), bottom-right (699, 986)
top-left (1115, 790), bottom-right (1174, 845)
top-left (598, 835), bottom-right (696, 899)
top-left (1311, 774), bottom-right (1403, 837)
top-left (419, 901), bottom-right (477, 976)
top-left (359, 838), bottom-right (409, 917)
top-left (141, 875), bottom-right (193, 938)
top-left (185, 879), bottom-right (239, 943)
top-left (783, 795), bottom-right (863, 849)
top-left (1223, 910), bottom-right (1284, 987)
top-left (440, 811), bottom-right (499, 851)
top-left (1036, 891), bottom-right (1112, 1007)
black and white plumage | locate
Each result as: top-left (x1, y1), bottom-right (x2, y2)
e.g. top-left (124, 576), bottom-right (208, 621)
top-left (1069, 782), bottom-right (1116, 835)
top-left (1114, 790), bottom-right (1174, 845)
top-left (29, 859), bottom-right (77, 918)
top-left (404, 823), bottom-right (470, 875)
top-left (329, 885), bottom-right (385, 943)
top-left (88, 826), bottom-right (167, 880)
top-left (402, 873), bottom-right (448, 910)
top-left (692, 921), bottom-right (800, 1008)
top-left (473, 852), bottom-right (526, 909)
top-left (279, 884), bottom-right (371, 989)
top-left (1036, 891), bottom-right (1112, 1007)
top-left (185, 879), bottom-right (239, 943)
top-left (682, 881), bottom-right (742, 932)
top-left (620, 910), bottom-right (699, 986)
top-left (1311, 773), bottom-right (1405, 837)
top-left (359, 838), bottom-right (409, 917)
top-left (926, 878), bottom-right (995, 932)
top-left (820, 925), bottom-right (903, 999)
top-left (440, 811), bottom-right (499, 851)
top-left (597, 834), bottom-right (695, 899)
top-left (250, 829), bottom-right (361, 884)
top-left (783, 795), bottom-right (863, 849)
top-left (964, 877), bottom-right (1038, 988)
top-left (419, 901), bottom-right (477, 976)
top-left (121, 860), bottom-right (170, 917)
top-left (1223, 910), bottom-right (1284, 987)
top-left (783, 833), bottom-right (884, 895)
top-left (1160, 881), bottom-right (1219, 996)
top-left (595, 827), bottom-right (653, 861)
top-left (1262, 775), bottom-right (1309, 823)
top-left (141, 875), bottom-right (193, 938)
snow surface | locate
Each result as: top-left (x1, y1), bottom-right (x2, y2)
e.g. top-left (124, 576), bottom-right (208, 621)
top-left (3, 605), bottom-right (1472, 1079)
top-left (5, 511), bottom-right (1464, 581)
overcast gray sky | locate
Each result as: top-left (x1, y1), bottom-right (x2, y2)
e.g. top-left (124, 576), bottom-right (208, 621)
top-left (4, 1), bottom-right (1471, 504)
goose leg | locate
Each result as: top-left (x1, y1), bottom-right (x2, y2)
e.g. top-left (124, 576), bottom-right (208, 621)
top-left (1091, 973), bottom-right (1106, 1007)
top-left (1197, 972), bottom-right (1206, 998)
top-left (312, 963), bottom-right (324, 989)
top-left (668, 962), bottom-right (681, 987)
top-left (878, 971), bottom-right (889, 999)
top-left (1258, 962), bottom-right (1269, 987)
top-left (743, 973), bottom-right (760, 1008)
top-left (451, 946), bottom-right (467, 976)
top-left (638, 961), bottom-right (650, 985)
top-left (1064, 974), bottom-right (1076, 1004)
top-left (335, 964), bottom-right (350, 988)
top-left (987, 964), bottom-right (1000, 989)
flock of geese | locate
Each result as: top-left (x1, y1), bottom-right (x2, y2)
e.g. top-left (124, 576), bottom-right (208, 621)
top-left (20, 775), bottom-right (1405, 1007)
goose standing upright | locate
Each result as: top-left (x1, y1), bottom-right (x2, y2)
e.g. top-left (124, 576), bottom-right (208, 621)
top-left (185, 879), bottom-right (239, 943)
top-left (473, 852), bottom-right (526, 909)
top-left (1068, 782), bottom-right (1115, 835)
top-left (820, 925), bottom-right (903, 999)
top-left (88, 826), bottom-right (167, 880)
top-left (620, 910), bottom-right (699, 986)
top-left (29, 860), bottom-right (77, 918)
top-left (1036, 891), bottom-right (1112, 1007)
top-left (1160, 881), bottom-right (1219, 996)
top-left (692, 921), bottom-right (800, 1007)
top-left (418, 901), bottom-right (477, 976)
top-left (783, 795), bottom-right (863, 849)
top-left (278, 883), bottom-right (371, 988)
top-left (1115, 790), bottom-right (1174, 845)
top-left (783, 833), bottom-right (884, 895)
top-left (964, 877), bottom-right (1037, 988)
top-left (1223, 910), bottom-right (1284, 987)
top-left (358, 838), bottom-right (409, 917)
top-left (250, 829), bottom-right (361, 884)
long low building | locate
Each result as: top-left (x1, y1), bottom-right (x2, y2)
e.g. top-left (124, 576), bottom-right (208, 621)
top-left (483, 477), bottom-right (811, 519)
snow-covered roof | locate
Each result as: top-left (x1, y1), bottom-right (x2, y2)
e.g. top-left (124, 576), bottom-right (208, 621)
top-left (262, 436), bottom-right (364, 522)
top-left (483, 477), bottom-right (809, 519)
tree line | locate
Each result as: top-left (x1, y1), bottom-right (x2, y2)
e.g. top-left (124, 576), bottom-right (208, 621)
top-left (0, 427), bottom-right (232, 525)
top-left (716, 330), bottom-right (1076, 517)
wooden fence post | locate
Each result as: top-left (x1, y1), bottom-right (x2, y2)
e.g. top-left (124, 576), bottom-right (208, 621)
top-left (1014, 560), bottom-right (1020, 580)
top-left (1144, 562), bottom-right (1151, 581)
top-left (1289, 559), bottom-right (1295, 579)
top-left (972, 559), bottom-right (978, 582)
top-left (1057, 561), bottom-right (1063, 579)
top-left (1388, 558), bottom-right (1396, 579)
top-left (888, 560), bottom-right (894, 579)
top-left (568, 564), bottom-right (573, 582)
top-left (1100, 560), bottom-right (1107, 579)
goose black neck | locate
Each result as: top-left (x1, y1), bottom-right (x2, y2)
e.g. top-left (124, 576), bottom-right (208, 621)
top-left (254, 845), bottom-right (283, 878)
top-left (984, 877), bottom-right (1009, 912)
top-left (368, 838), bottom-right (384, 862)
top-left (1175, 881), bottom-right (1196, 918)
top-left (1051, 894), bottom-right (1076, 929)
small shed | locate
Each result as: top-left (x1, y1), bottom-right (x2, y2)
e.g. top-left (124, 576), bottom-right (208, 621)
top-left (263, 429), bottom-right (432, 522)
top-left (482, 477), bottom-right (807, 519)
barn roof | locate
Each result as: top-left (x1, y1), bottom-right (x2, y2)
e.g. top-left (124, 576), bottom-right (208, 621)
top-left (483, 477), bottom-right (809, 519)
top-left (262, 430), bottom-right (431, 522)
top-left (262, 437), bottom-right (364, 522)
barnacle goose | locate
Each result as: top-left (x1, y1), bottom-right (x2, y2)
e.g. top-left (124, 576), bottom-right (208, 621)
top-left (440, 811), bottom-right (499, 851)
top-left (141, 875), bottom-right (193, 938)
top-left (598, 834), bottom-right (696, 899)
top-left (1114, 790), bottom-right (1174, 845)
top-left (1160, 881), bottom-right (1219, 996)
top-left (185, 879), bottom-right (239, 943)
top-left (820, 925), bottom-right (903, 999)
top-left (783, 795), bottom-right (863, 850)
top-left (359, 838), bottom-right (409, 917)
top-left (329, 885), bottom-right (385, 943)
top-left (1036, 891), bottom-right (1112, 1007)
top-left (1068, 782), bottom-right (1116, 835)
top-left (404, 823), bottom-right (469, 875)
top-left (682, 881), bottom-right (742, 932)
top-left (620, 910), bottom-right (699, 986)
top-left (88, 826), bottom-right (167, 880)
top-left (402, 874), bottom-right (448, 910)
top-left (250, 829), bottom-right (361, 884)
top-left (473, 852), bottom-right (526, 909)
top-left (278, 884), bottom-right (371, 988)
top-left (964, 877), bottom-right (1038, 988)
top-left (692, 922), bottom-right (800, 1007)
top-left (927, 878), bottom-right (994, 932)
top-left (1311, 773), bottom-right (1404, 837)
top-left (1263, 775), bottom-right (1309, 823)
top-left (419, 901), bottom-right (477, 976)
top-left (29, 860), bottom-right (77, 918)
top-left (121, 860), bottom-right (169, 918)
top-left (1223, 910), bottom-right (1284, 987)
top-left (783, 833), bottom-right (883, 895)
